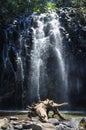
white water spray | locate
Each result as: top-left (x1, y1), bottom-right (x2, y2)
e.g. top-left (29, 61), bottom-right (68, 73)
top-left (30, 12), bottom-right (68, 101)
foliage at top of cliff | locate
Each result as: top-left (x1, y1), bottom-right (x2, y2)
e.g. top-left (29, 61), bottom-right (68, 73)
top-left (0, 0), bottom-right (86, 26)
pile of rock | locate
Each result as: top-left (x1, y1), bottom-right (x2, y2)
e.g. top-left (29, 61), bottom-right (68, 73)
top-left (0, 116), bottom-right (85, 130)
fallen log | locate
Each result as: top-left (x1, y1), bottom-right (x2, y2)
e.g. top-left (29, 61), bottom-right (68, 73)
top-left (27, 99), bottom-right (68, 122)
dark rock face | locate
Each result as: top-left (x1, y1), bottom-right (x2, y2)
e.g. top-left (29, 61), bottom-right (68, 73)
top-left (0, 14), bottom-right (33, 109)
top-left (57, 7), bottom-right (86, 110)
top-left (0, 8), bottom-right (86, 110)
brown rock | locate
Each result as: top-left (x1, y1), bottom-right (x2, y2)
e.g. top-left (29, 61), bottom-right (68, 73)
top-left (9, 116), bottom-right (19, 121)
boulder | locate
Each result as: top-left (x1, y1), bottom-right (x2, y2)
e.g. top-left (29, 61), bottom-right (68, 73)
top-left (67, 118), bottom-right (79, 129)
top-left (37, 123), bottom-right (56, 130)
top-left (9, 116), bottom-right (19, 121)
top-left (79, 118), bottom-right (86, 129)
top-left (23, 122), bottom-right (56, 130)
top-left (10, 120), bottom-right (20, 125)
top-left (56, 124), bottom-right (74, 130)
top-left (23, 122), bottom-right (42, 130)
top-left (23, 123), bottom-right (31, 129)
top-left (13, 124), bottom-right (22, 130)
top-left (48, 118), bottom-right (59, 126)
top-left (0, 118), bottom-right (9, 129)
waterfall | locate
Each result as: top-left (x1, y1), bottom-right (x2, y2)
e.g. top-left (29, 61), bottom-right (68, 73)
top-left (0, 12), bottom-right (68, 108)
top-left (30, 12), bottom-right (68, 102)
top-left (0, 9), bottom-right (86, 110)
top-left (30, 14), bottom-right (49, 101)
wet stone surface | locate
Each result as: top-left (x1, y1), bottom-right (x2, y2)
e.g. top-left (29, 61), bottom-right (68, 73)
top-left (0, 116), bottom-right (85, 130)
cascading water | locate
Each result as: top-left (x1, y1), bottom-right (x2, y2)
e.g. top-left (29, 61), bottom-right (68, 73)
top-left (0, 8), bottom-right (86, 110)
top-left (29, 12), bottom-right (68, 102)
top-left (30, 14), bottom-right (49, 102)
top-left (48, 17), bottom-right (68, 91)
top-left (0, 12), bottom-right (69, 109)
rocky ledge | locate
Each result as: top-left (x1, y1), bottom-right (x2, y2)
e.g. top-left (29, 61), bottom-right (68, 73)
top-left (58, 7), bottom-right (86, 54)
top-left (0, 116), bottom-right (86, 130)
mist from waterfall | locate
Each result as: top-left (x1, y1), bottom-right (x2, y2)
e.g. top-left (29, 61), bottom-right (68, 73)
top-left (30, 12), bottom-right (68, 102)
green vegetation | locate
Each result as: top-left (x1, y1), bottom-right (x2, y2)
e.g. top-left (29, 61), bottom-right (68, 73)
top-left (0, 0), bottom-right (86, 26)
top-left (71, 0), bottom-right (86, 7)
top-left (45, 2), bottom-right (57, 12)
top-left (57, 0), bottom-right (86, 7)
top-left (0, 0), bottom-right (31, 25)
top-left (67, 7), bottom-right (86, 29)
top-left (73, 7), bottom-right (86, 25)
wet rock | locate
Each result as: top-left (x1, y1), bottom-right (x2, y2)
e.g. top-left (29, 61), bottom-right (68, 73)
top-left (82, 26), bottom-right (86, 32)
top-left (23, 122), bottom-right (56, 130)
top-left (65, 33), bottom-right (69, 39)
top-left (13, 124), bottom-right (22, 130)
top-left (23, 123), bottom-right (31, 129)
top-left (48, 118), bottom-right (59, 126)
top-left (38, 123), bottom-right (56, 130)
top-left (60, 11), bottom-right (66, 18)
top-left (22, 120), bottom-right (33, 129)
top-left (8, 124), bottom-right (14, 130)
top-left (0, 118), bottom-right (9, 129)
top-left (29, 117), bottom-right (40, 122)
top-left (29, 124), bottom-right (42, 130)
top-left (10, 120), bottom-right (20, 125)
top-left (67, 118), bottom-right (79, 129)
top-left (79, 118), bottom-right (86, 129)
top-left (69, 12), bottom-right (75, 17)
top-left (0, 116), bottom-right (85, 130)
top-left (56, 124), bottom-right (73, 130)
top-left (23, 122), bottom-right (42, 130)
top-left (9, 116), bottom-right (19, 121)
